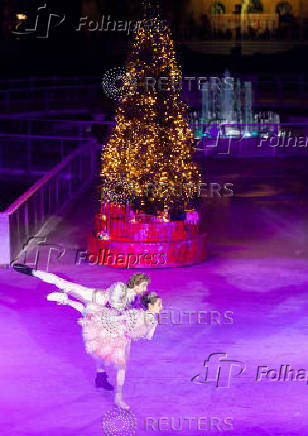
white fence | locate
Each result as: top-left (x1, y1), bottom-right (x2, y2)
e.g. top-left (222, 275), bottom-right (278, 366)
top-left (0, 142), bottom-right (98, 265)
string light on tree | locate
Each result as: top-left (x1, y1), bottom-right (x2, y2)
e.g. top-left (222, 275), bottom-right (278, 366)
top-left (101, 0), bottom-right (202, 216)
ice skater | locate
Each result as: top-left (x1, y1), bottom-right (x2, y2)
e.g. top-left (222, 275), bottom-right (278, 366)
top-left (13, 264), bottom-right (162, 409)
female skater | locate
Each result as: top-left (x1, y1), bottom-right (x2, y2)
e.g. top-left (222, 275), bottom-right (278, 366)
top-left (13, 264), bottom-right (162, 409)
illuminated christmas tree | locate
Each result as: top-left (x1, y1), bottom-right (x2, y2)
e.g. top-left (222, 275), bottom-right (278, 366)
top-left (101, 0), bottom-right (201, 217)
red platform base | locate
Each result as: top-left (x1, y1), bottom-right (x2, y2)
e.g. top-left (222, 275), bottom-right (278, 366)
top-left (87, 208), bottom-right (207, 268)
top-left (87, 232), bottom-right (207, 268)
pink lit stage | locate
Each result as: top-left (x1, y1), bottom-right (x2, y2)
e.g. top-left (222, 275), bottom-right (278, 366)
top-left (1, 173), bottom-right (308, 435)
top-left (87, 205), bottom-right (207, 268)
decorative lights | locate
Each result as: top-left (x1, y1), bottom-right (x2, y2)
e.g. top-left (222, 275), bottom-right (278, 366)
top-left (101, 14), bottom-right (202, 215)
top-left (16, 13), bottom-right (27, 20)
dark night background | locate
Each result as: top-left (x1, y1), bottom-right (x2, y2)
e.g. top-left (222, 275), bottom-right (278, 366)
top-left (1, 3), bottom-right (308, 435)
top-left (1, 0), bottom-right (308, 77)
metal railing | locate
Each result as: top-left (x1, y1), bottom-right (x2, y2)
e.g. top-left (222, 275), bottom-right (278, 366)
top-left (2, 74), bottom-right (308, 115)
top-left (0, 75), bottom-right (99, 91)
top-left (0, 118), bottom-right (115, 138)
top-left (0, 135), bottom-right (92, 174)
top-left (0, 121), bottom-right (114, 174)
top-left (0, 84), bottom-right (100, 114)
top-left (0, 142), bottom-right (98, 265)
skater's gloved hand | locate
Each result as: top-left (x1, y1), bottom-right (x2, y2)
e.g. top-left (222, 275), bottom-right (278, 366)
top-left (12, 263), bottom-right (34, 276)
top-left (47, 292), bottom-right (68, 305)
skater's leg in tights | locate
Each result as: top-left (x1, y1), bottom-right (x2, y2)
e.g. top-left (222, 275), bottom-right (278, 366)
top-left (125, 340), bottom-right (131, 361)
top-left (96, 358), bottom-right (105, 373)
top-left (114, 340), bottom-right (131, 409)
top-left (115, 365), bottom-right (129, 410)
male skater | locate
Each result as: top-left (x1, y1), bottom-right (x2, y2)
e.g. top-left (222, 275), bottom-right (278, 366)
top-left (13, 264), bottom-right (151, 391)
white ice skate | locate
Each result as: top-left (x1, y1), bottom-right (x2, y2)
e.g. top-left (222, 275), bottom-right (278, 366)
top-left (114, 393), bottom-right (130, 410)
top-left (47, 292), bottom-right (68, 305)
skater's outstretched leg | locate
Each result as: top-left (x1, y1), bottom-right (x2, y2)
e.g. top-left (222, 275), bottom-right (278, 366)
top-left (114, 365), bottom-right (129, 410)
top-left (47, 292), bottom-right (85, 313)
